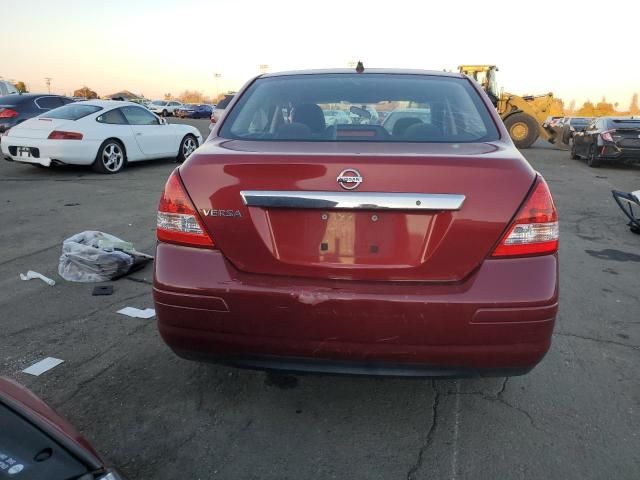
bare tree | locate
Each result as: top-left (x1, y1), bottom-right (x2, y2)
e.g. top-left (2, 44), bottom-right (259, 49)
top-left (73, 86), bottom-right (98, 99)
top-left (178, 90), bottom-right (205, 104)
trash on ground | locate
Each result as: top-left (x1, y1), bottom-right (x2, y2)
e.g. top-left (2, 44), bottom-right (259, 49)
top-left (92, 285), bottom-right (114, 296)
top-left (19, 270), bottom-right (56, 286)
top-left (612, 190), bottom-right (640, 234)
top-left (58, 231), bottom-right (153, 282)
top-left (97, 239), bottom-right (134, 252)
top-left (22, 357), bottom-right (64, 376)
top-left (117, 307), bottom-right (156, 319)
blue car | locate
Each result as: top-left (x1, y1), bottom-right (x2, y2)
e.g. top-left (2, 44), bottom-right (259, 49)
top-left (177, 104), bottom-right (213, 119)
top-left (0, 94), bottom-right (75, 133)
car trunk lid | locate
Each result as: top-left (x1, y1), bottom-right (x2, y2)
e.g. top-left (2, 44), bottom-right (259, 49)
top-left (180, 140), bottom-right (536, 282)
top-left (611, 124), bottom-right (640, 148)
top-left (8, 117), bottom-right (75, 139)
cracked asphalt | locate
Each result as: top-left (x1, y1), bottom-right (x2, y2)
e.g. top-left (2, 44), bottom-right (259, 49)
top-left (1, 120), bottom-right (639, 479)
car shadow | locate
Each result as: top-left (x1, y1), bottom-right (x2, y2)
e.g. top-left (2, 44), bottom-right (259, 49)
top-left (3, 157), bottom-right (179, 178)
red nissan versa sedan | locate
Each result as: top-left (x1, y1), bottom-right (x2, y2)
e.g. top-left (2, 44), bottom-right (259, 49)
top-left (153, 69), bottom-right (559, 377)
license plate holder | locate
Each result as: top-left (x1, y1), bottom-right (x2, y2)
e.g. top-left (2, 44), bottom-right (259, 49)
top-left (17, 147), bottom-right (32, 158)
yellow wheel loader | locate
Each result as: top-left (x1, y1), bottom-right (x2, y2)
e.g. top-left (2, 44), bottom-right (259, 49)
top-left (458, 65), bottom-right (562, 148)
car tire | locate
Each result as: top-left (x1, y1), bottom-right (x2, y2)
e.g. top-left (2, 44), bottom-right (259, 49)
top-left (92, 139), bottom-right (126, 174)
top-left (162, 109), bottom-right (168, 117)
top-left (504, 113), bottom-right (539, 149)
top-left (177, 134), bottom-right (198, 163)
top-left (570, 141), bottom-right (580, 160)
top-left (587, 145), bottom-right (601, 168)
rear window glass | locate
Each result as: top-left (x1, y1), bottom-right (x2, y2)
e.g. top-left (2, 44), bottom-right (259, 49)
top-left (36, 96), bottom-right (65, 109)
top-left (610, 119), bottom-right (640, 128)
top-left (219, 74), bottom-right (498, 143)
top-left (216, 95), bottom-right (234, 109)
top-left (42, 104), bottom-right (102, 120)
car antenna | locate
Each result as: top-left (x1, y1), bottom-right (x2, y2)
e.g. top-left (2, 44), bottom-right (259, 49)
top-left (356, 61), bottom-right (364, 73)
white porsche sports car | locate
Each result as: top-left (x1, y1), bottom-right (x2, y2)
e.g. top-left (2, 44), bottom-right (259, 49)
top-left (0, 100), bottom-right (203, 173)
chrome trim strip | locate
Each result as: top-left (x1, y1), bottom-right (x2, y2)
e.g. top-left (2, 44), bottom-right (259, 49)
top-left (240, 191), bottom-right (465, 211)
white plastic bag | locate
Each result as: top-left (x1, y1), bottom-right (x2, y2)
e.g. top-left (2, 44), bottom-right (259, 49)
top-left (58, 231), bottom-right (152, 282)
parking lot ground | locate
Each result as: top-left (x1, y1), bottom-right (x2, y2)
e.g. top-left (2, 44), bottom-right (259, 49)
top-left (1, 121), bottom-right (639, 479)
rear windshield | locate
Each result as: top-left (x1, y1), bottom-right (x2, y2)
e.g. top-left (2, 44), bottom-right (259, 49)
top-left (42, 104), bottom-right (102, 120)
top-left (610, 119), bottom-right (640, 129)
top-left (571, 118), bottom-right (590, 125)
top-left (219, 74), bottom-right (498, 143)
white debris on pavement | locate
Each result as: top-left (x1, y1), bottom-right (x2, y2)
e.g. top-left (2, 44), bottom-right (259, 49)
top-left (22, 357), bottom-right (64, 376)
top-left (117, 307), bottom-right (156, 319)
top-left (19, 270), bottom-right (56, 286)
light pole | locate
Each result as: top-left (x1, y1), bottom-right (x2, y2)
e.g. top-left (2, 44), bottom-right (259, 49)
top-left (213, 73), bottom-right (221, 101)
top-left (45, 77), bottom-right (52, 94)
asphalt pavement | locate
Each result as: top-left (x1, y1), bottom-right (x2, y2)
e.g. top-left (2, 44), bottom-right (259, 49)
top-left (1, 119), bottom-right (638, 479)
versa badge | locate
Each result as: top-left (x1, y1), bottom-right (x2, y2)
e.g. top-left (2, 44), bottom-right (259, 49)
top-left (202, 209), bottom-right (242, 218)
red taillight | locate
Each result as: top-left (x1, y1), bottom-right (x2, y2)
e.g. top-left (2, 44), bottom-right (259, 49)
top-left (157, 170), bottom-right (215, 248)
top-left (491, 176), bottom-right (559, 258)
top-left (47, 130), bottom-right (83, 140)
top-left (600, 129), bottom-right (614, 142)
top-left (0, 108), bottom-right (18, 119)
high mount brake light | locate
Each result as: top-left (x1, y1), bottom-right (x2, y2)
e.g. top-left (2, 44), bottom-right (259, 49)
top-left (492, 176), bottom-right (558, 258)
top-left (157, 170), bottom-right (215, 248)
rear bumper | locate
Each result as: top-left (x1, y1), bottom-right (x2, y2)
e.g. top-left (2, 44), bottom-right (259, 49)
top-left (598, 144), bottom-right (640, 163)
top-left (154, 243), bottom-right (558, 376)
top-left (0, 136), bottom-right (99, 166)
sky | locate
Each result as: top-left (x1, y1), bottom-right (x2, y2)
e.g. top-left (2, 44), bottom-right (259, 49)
top-left (1, 0), bottom-right (638, 108)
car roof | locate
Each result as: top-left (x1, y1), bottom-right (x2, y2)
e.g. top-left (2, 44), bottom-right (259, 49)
top-left (597, 116), bottom-right (636, 120)
top-left (260, 68), bottom-right (465, 79)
